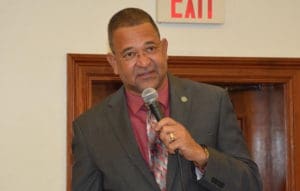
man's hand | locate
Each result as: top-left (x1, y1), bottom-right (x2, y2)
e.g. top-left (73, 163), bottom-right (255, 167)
top-left (154, 117), bottom-right (209, 168)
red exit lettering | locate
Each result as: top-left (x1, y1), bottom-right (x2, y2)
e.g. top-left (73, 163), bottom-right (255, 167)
top-left (171, 0), bottom-right (213, 19)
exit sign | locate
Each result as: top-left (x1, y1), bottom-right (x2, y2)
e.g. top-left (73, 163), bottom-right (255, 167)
top-left (157, 0), bottom-right (225, 24)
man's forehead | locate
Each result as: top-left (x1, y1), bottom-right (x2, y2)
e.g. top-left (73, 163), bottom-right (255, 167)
top-left (112, 24), bottom-right (160, 51)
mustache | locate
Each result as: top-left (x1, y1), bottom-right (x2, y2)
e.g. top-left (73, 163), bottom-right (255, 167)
top-left (136, 67), bottom-right (156, 76)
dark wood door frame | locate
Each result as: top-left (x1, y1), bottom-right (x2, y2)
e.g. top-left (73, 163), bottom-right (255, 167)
top-left (67, 54), bottom-right (300, 191)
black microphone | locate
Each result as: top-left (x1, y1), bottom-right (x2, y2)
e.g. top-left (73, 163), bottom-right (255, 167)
top-left (141, 87), bottom-right (164, 121)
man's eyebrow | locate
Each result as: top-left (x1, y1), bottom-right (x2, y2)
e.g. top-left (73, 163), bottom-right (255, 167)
top-left (119, 41), bottom-right (158, 54)
top-left (120, 47), bottom-right (135, 54)
top-left (144, 41), bottom-right (157, 45)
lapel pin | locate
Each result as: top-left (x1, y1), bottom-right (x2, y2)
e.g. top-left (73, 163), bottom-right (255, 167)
top-left (180, 96), bottom-right (188, 103)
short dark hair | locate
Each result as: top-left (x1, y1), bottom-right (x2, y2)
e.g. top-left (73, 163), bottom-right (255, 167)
top-left (108, 7), bottom-right (160, 52)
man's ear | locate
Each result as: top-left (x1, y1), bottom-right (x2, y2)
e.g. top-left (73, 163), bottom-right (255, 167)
top-left (106, 53), bottom-right (119, 75)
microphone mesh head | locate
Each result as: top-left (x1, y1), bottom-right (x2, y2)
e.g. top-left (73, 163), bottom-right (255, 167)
top-left (141, 88), bottom-right (158, 104)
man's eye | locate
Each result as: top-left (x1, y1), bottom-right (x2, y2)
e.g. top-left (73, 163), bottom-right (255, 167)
top-left (145, 46), bottom-right (157, 53)
top-left (123, 51), bottom-right (137, 60)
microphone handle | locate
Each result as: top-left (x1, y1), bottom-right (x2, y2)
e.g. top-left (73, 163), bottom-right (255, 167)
top-left (149, 101), bottom-right (164, 121)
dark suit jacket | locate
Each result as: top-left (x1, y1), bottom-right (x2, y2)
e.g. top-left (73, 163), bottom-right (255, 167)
top-left (72, 74), bottom-right (262, 191)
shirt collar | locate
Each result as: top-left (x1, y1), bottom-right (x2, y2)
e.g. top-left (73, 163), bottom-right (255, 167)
top-left (126, 78), bottom-right (169, 114)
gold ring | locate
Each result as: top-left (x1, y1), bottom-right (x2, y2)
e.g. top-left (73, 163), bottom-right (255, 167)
top-left (169, 133), bottom-right (176, 142)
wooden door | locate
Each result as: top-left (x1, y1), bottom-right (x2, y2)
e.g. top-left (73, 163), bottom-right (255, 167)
top-left (228, 84), bottom-right (285, 191)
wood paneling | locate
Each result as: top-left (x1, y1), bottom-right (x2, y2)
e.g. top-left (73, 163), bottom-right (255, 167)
top-left (67, 54), bottom-right (300, 191)
top-left (228, 84), bottom-right (285, 191)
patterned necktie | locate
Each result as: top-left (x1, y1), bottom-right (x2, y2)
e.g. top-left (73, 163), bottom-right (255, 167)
top-left (146, 110), bottom-right (168, 191)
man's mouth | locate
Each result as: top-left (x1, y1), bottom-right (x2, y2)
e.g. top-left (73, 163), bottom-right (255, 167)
top-left (137, 70), bottom-right (156, 79)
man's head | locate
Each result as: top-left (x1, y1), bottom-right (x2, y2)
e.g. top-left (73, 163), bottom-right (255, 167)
top-left (108, 8), bottom-right (160, 52)
top-left (107, 8), bottom-right (169, 95)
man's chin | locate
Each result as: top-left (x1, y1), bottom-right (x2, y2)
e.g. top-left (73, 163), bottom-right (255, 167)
top-left (138, 82), bottom-right (159, 92)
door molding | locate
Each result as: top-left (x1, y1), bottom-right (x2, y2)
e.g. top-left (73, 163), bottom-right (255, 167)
top-left (67, 54), bottom-right (300, 191)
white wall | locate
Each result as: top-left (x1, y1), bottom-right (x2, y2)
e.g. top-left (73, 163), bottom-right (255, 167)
top-left (0, 0), bottom-right (299, 190)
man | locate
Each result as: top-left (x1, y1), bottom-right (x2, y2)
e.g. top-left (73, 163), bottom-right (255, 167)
top-left (72, 7), bottom-right (262, 191)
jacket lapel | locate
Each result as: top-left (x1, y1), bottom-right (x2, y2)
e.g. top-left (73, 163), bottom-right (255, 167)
top-left (166, 74), bottom-right (192, 190)
top-left (106, 87), bottom-right (159, 190)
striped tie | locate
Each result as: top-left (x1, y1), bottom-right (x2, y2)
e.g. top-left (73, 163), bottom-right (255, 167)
top-left (146, 111), bottom-right (168, 191)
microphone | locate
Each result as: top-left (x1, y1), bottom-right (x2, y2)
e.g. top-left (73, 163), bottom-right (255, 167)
top-left (141, 87), bottom-right (164, 121)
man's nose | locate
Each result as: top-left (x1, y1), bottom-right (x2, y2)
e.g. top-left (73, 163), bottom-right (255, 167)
top-left (136, 51), bottom-right (151, 67)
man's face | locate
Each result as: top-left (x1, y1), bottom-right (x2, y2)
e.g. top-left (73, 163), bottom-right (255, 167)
top-left (107, 23), bottom-right (168, 95)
